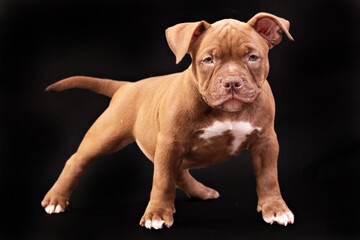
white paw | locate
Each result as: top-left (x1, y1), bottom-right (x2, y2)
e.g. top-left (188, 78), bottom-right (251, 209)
top-left (45, 204), bottom-right (65, 214)
top-left (264, 211), bottom-right (294, 226)
top-left (145, 219), bottom-right (165, 230)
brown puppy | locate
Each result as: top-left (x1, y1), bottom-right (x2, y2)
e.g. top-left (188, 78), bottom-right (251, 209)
top-left (42, 12), bottom-right (294, 229)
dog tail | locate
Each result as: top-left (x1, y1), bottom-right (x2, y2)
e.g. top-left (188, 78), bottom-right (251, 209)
top-left (45, 76), bottom-right (128, 97)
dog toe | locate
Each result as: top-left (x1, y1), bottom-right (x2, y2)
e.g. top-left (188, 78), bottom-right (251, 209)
top-left (54, 204), bottom-right (65, 213)
top-left (144, 219), bottom-right (152, 229)
top-left (152, 219), bottom-right (165, 230)
top-left (45, 205), bottom-right (56, 214)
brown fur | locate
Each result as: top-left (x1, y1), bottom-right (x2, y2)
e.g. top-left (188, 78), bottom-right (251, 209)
top-left (45, 76), bottom-right (127, 97)
top-left (42, 12), bottom-right (294, 229)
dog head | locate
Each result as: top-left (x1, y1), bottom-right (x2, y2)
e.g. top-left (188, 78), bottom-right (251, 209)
top-left (166, 12), bottom-right (293, 112)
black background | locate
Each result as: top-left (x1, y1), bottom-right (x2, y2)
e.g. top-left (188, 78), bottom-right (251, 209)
top-left (1, 0), bottom-right (359, 239)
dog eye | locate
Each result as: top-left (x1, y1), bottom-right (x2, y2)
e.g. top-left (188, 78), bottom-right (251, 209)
top-left (249, 54), bottom-right (259, 61)
top-left (202, 56), bottom-right (214, 64)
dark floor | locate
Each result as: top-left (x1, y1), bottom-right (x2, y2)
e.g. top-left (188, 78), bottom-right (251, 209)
top-left (3, 146), bottom-right (359, 240)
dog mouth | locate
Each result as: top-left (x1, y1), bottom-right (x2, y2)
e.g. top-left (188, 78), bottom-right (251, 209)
top-left (202, 90), bottom-right (260, 112)
top-left (215, 92), bottom-right (258, 112)
top-left (220, 99), bottom-right (243, 112)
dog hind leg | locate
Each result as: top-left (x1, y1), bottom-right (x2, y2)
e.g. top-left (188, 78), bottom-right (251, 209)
top-left (41, 101), bottom-right (134, 214)
top-left (176, 169), bottom-right (220, 200)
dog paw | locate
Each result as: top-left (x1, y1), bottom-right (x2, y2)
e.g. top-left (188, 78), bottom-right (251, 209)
top-left (41, 190), bottom-right (70, 214)
top-left (139, 204), bottom-right (175, 230)
top-left (257, 197), bottom-right (294, 226)
top-left (186, 186), bottom-right (220, 200)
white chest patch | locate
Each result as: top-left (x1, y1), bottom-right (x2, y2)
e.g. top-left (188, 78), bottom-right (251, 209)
top-left (199, 121), bottom-right (261, 154)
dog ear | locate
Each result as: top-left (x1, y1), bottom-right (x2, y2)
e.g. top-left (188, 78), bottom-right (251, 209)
top-left (166, 21), bottom-right (211, 64)
top-left (247, 12), bottom-right (294, 48)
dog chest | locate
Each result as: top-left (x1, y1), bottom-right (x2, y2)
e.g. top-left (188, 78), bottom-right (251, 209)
top-left (193, 120), bottom-right (261, 155)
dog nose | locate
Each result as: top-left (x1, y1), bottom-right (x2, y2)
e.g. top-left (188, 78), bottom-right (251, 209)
top-left (222, 77), bottom-right (242, 91)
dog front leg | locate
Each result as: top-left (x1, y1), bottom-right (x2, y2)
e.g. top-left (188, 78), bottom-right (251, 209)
top-left (249, 129), bottom-right (294, 226)
top-left (139, 133), bottom-right (183, 230)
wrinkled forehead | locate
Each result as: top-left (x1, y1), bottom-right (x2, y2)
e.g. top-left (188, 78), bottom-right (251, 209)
top-left (197, 19), bottom-right (268, 57)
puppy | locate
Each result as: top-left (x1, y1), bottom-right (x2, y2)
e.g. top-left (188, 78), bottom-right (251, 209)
top-left (42, 12), bottom-right (294, 229)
